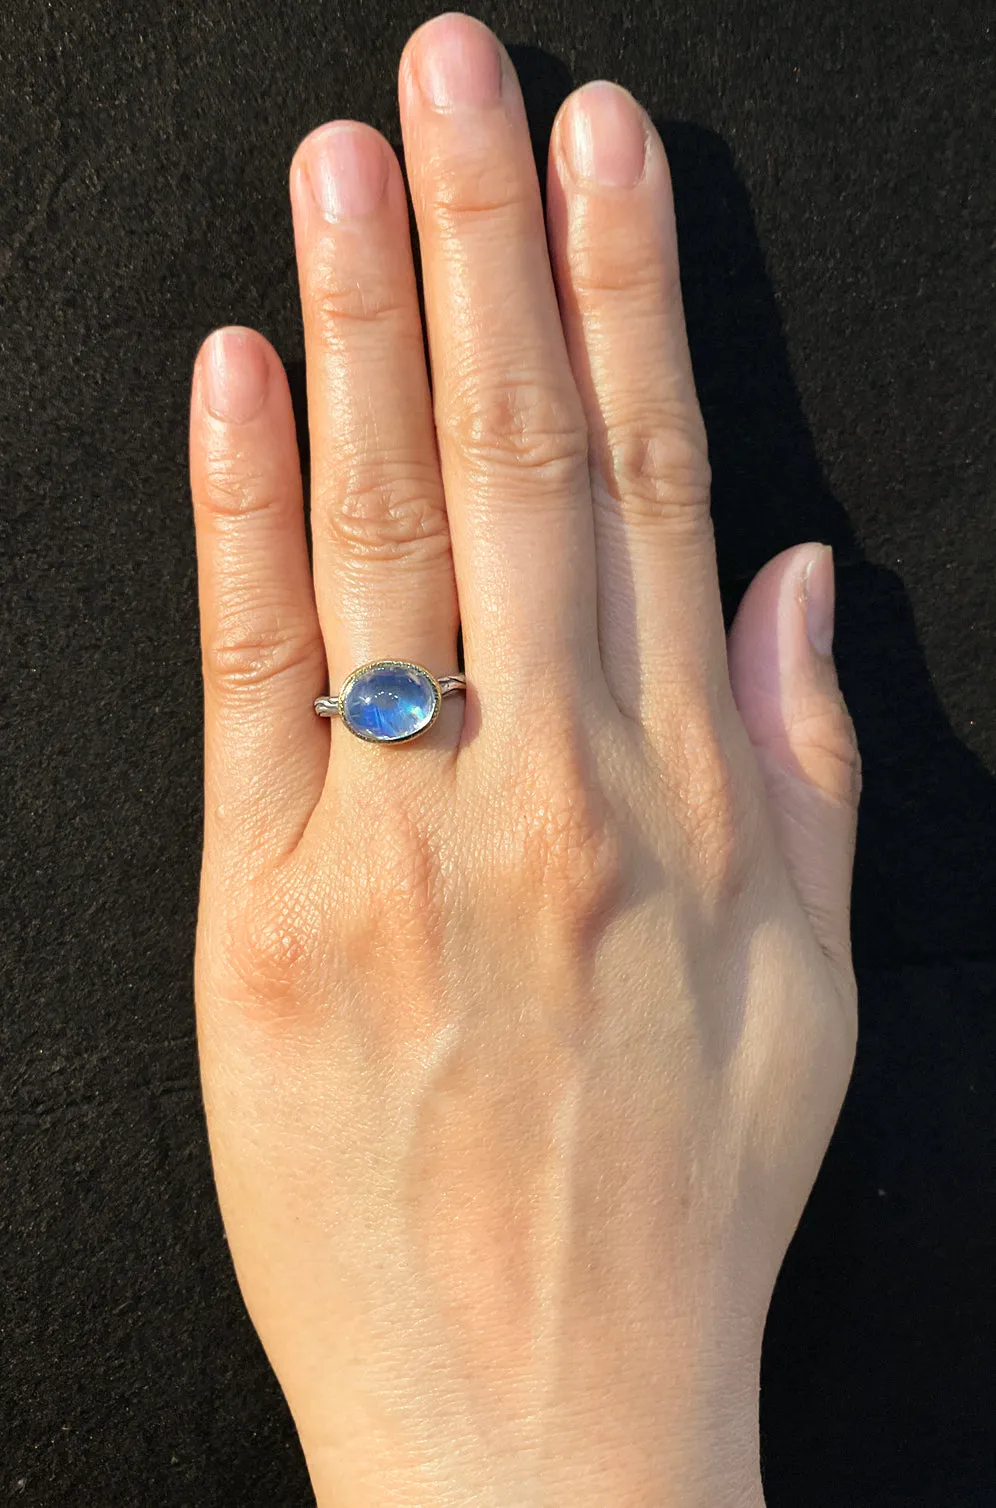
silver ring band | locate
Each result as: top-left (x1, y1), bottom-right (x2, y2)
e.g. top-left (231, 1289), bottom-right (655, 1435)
top-left (314, 673), bottom-right (466, 718)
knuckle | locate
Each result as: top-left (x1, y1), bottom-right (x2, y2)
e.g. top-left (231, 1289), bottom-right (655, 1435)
top-left (505, 746), bottom-right (624, 936)
top-left (206, 603), bottom-right (322, 695)
top-left (216, 802), bottom-right (449, 1029)
top-left (423, 155), bottom-right (529, 223)
top-left (570, 242), bottom-right (681, 304)
top-left (683, 774), bottom-right (744, 900)
top-left (318, 460), bottom-right (450, 564)
top-left (371, 807), bottom-right (446, 932)
top-left (440, 376), bottom-right (588, 484)
top-left (591, 413), bottom-right (712, 525)
top-left (198, 455), bottom-right (283, 522)
top-left (539, 800), bottom-right (623, 930)
top-left (308, 271), bottom-right (410, 340)
top-left (339, 797), bottom-right (448, 968)
top-left (662, 706), bottom-right (749, 900)
top-left (225, 870), bottom-right (326, 1020)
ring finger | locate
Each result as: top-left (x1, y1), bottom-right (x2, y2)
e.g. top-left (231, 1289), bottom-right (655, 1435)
top-left (289, 120), bottom-right (459, 717)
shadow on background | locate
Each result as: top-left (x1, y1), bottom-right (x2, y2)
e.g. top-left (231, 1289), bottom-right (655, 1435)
top-left (506, 44), bottom-right (996, 1507)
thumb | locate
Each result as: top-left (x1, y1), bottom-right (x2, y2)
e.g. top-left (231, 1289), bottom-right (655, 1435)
top-left (728, 543), bottom-right (861, 973)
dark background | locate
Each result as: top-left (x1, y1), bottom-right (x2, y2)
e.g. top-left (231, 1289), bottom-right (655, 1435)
top-left (2, 0), bottom-right (994, 1502)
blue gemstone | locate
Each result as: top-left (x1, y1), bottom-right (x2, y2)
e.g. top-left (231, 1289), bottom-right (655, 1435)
top-left (340, 662), bottom-right (439, 743)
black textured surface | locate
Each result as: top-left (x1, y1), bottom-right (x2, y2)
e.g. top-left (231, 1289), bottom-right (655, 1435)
top-left (2, 0), bottom-right (995, 1503)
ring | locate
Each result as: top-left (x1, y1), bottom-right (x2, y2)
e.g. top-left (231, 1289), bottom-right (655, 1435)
top-left (314, 659), bottom-right (466, 744)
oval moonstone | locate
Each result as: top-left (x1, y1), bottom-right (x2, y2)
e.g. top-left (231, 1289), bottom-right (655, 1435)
top-left (340, 661), bottom-right (440, 743)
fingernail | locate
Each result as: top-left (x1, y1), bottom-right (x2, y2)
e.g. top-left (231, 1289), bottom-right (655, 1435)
top-left (803, 544), bottom-right (835, 657)
top-left (303, 123), bottom-right (389, 220)
top-left (563, 81), bottom-right (647, 188)
top-left (201, 329), bottom-right (268, 424)
top-left (415, 14), bottom-right (503, 108)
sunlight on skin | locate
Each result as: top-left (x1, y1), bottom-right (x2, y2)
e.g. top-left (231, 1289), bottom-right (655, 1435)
top-left (189, 13), bottom-right (859, 1506)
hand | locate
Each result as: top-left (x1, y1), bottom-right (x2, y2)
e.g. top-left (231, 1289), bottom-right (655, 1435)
top-left (188, 14), bottom-right (860, 1506)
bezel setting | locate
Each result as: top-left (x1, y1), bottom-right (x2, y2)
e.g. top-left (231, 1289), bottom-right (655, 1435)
top-left (336, 658), bottom-right (443, 745)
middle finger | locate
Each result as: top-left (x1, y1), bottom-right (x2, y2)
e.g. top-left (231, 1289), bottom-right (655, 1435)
top-left (399, 14), bottom-right (600, 722)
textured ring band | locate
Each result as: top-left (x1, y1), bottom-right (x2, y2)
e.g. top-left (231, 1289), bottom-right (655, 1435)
top-left (314, 659), bottom-right (466, 744)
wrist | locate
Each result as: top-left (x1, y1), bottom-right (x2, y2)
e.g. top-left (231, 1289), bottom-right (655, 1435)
top-left (301, 1368), bottom-right (765, 1508)
top-left (307, 1455), bottom-right (764, 1508)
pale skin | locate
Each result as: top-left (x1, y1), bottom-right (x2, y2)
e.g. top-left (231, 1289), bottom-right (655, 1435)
top-left (188, 13), bottom-right (860, 1507)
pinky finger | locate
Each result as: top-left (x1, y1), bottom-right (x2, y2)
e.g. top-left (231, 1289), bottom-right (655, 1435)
top-left (190, 327), bottom-right (328, 872)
